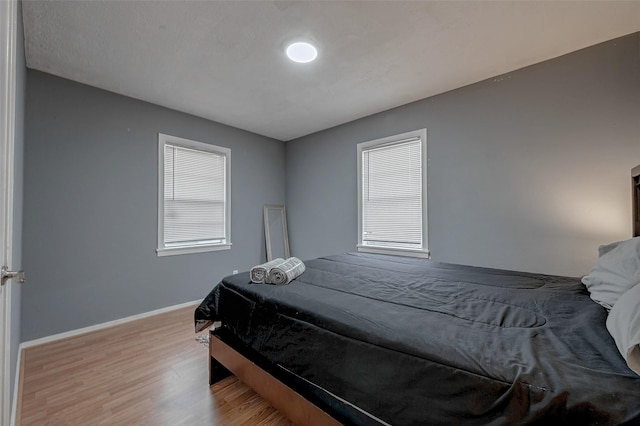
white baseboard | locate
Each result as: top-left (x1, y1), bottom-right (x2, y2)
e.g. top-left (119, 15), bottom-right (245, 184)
top-left (20, 299), bottom-right (201, 349)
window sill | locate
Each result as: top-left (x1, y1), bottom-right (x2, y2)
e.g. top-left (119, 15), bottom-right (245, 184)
top-left (157, 243), bottom-right (232, 257)
top-left (356, 245), bottom-right (430, 259)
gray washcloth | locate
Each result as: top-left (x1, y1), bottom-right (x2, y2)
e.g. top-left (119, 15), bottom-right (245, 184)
top-left (250, 258), bottom-right (285, 283)
top-left (267, 257), bottom-right (306, 285)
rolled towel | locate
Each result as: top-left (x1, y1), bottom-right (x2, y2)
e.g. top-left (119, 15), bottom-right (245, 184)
top-left (267, 257), bottom-right (306, 285)
top-left (250, 258), bottom-right (285, 283)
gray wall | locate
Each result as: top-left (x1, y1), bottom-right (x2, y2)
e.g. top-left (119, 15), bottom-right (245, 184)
top-left (20, 32), bottom-right (640, 341)
top-left (10, 0), bottom-right (25, 409)
top-left (22, 71), bottom-right (285, 341)
top-left (286, 33), bottom-right (640, 277)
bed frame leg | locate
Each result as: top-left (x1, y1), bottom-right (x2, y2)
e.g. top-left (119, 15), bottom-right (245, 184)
top-left (209, 326), bottom-right (232, 385)
top-left (209, 354), bottom-right (232, 385)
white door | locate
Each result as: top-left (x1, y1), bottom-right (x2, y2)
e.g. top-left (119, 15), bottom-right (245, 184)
top-left (0, 1), bottom-right (18, 425)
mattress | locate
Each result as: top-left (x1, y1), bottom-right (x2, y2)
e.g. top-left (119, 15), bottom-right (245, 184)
top-left (195, 252), bottom-right (640, 425)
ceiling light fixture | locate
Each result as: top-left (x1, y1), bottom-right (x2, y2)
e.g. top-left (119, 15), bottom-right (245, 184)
top-left (286, 42), bottom-right (318, 63)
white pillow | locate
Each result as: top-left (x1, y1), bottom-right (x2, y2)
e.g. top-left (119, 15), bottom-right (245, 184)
top-left (597, 240), bottom-right (623, 257)
top-left (581, 237), bottom-right (640, 310)
top-left (606, 283), bottom-right (640, 375)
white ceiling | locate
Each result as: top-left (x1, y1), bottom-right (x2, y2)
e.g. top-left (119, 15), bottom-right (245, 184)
top-left (22, 1), bottom-right (640, 141)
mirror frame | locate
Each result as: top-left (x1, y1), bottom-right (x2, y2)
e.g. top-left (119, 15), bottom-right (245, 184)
top-left (263, 204), bottom-right (290, 261)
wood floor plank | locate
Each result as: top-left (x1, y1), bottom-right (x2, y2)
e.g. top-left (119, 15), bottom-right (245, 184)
top-left (18, 305), bottom-right (294, 426)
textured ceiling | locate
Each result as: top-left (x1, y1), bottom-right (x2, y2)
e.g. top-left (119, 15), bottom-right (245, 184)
top-left (22, 1), bottom-right (640, 141)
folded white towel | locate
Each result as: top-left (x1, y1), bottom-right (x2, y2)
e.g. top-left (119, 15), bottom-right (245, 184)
top-left (267, 257), bottom-right (306, 285)
top-left (606, 283), bottom-right (640, 375)
top-left (250, 258), bottom-right (285, 284)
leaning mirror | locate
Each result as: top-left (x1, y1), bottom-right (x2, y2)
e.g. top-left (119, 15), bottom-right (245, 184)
top-left (264, 205), bottom-right (290, 261)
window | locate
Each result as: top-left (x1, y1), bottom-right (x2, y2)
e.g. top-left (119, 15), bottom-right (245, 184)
top-left (357, 129), bottom-right (428, 258)
top-left (157, 134), bottom-right (231, 256)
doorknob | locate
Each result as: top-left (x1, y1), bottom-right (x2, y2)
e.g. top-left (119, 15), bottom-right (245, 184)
top-left (1, 266), bottom-right (25, 286)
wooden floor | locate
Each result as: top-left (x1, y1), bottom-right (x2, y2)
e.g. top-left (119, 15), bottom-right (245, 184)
top-left (17, 305), bottom-right (293, 425)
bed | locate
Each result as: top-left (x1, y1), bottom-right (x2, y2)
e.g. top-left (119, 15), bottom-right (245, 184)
top-left (194, 166), bottom-right (640, 425)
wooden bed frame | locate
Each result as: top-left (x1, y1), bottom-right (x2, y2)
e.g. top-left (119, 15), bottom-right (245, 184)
top-left (208, 324), bottom-right (342, 426)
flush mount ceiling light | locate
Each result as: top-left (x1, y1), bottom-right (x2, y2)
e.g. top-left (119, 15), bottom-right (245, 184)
top-left (285, 42), bottom-right (318, 63)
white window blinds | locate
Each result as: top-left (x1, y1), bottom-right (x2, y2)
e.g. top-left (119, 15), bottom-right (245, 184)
top-left (157, 134), bottom-right (231, 256)
top-left (163, 143), bottom-right (227, 247)
top-left (361, 137), bottom-right (423, 250)
top-left (357, 129), bottom-right (429, 257)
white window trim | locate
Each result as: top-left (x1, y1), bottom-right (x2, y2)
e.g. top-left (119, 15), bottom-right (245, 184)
top-left (356, 128), bottom-right (429, 258)
top-left (157, 133), bottom-right (231, 256)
